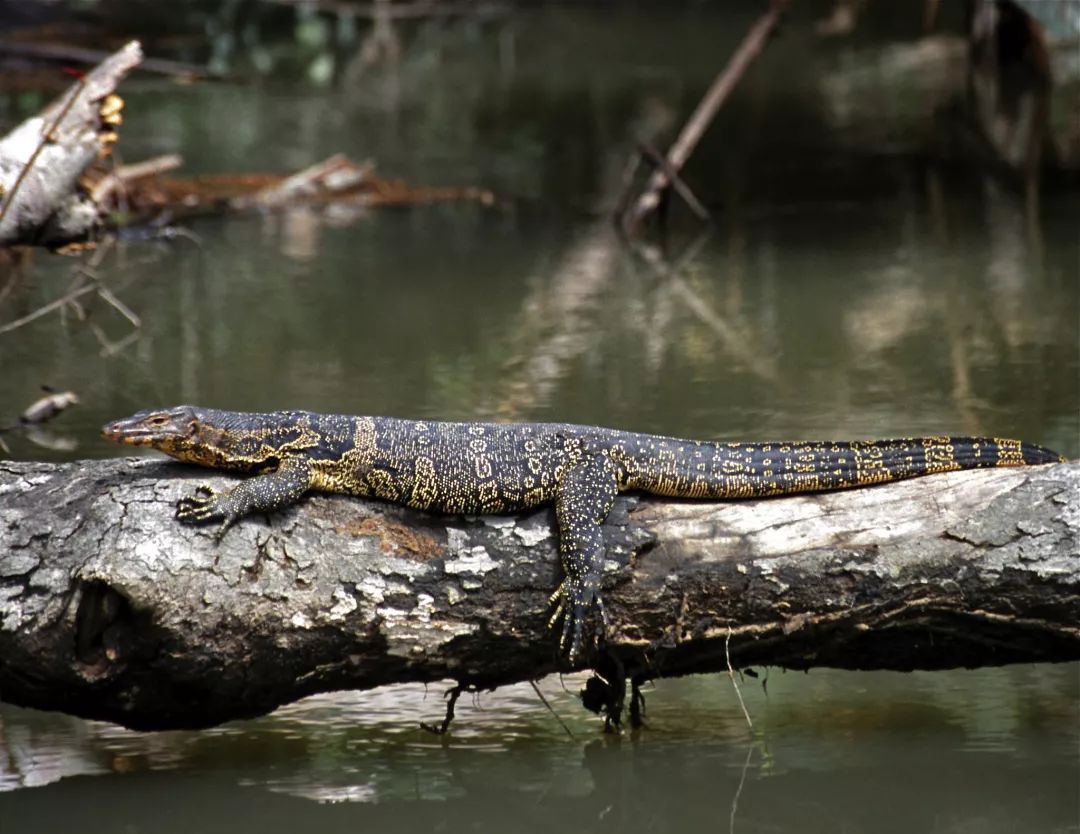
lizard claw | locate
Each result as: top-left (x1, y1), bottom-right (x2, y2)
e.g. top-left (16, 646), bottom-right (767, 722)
top-left (176, 488), bottom-right (239, 541)
top-left (176, 484), bottom-right (226, 524)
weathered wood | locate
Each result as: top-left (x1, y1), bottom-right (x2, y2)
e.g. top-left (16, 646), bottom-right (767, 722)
top-left (0, 457), bottom-right (1076, 730)
top-left (0, 41), bottom-right (141, 248)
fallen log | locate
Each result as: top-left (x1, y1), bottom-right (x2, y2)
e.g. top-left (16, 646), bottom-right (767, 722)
top-left (0, 457), bottom-right (1076, 731)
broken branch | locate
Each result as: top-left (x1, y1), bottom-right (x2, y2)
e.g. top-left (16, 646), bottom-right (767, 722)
top-left (623, 1), bottom-right (788, 233)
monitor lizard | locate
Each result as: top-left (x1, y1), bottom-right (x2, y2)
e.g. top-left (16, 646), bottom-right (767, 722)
top-left (103, 406), bottom-right (1065, 659)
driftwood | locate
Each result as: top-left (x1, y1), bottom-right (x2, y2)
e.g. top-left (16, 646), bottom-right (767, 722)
top-left (0, 457), bottom-right (1077, 731)
top-left (130, 154), bottom-right (495, 221)
top-left (0, 39), bottom-right (490, 245)
top-left (0, 41), bottom-right (142, 248)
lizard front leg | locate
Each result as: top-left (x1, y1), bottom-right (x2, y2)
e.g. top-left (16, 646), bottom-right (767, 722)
top-left (549, 452), bottom-right (619, 662)
top-left (176, 456), bottom-right (313, 539)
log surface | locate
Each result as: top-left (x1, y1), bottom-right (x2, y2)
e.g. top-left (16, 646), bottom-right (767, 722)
top-left (0, 457), bottom-right (1076, 730)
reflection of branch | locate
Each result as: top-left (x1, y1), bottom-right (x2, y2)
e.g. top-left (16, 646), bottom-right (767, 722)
top-left (497, 96), bottom-right (686, 415)
top-left (635, 233), bottom-right (711, 373)
top-left (635, 141), bottom-right (710, 223)
top-left (95, 284), bottom-right (141, 329)
top-left (729, 744), bottom-right (755, 834)
top-left (90, 322), bottom-right (140, 358)
top-left (0, 252), bottom-right (30, 307)
top-left (635, 240), bottom-right (777, 381)
top-left (668, 277), bottom-right (774, 380)
top-left (0, 237), bottom-right (141, 344)
top-left (494, 222), bottom-right (622, 419)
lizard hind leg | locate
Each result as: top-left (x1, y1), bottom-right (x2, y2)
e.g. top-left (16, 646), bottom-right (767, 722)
top-left (550, 452), bottom-right (619, 662)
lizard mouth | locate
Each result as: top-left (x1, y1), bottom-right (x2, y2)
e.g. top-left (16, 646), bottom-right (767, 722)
top-left (101, 421), bottom-right (156, 445)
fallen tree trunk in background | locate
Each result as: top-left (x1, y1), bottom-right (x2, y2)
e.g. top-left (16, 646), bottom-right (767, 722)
top-left (0, 41), bottom-right (141, 248)
top-left (0, 457), bottom-right (1076, 730)
top-left (0, 39), bottom-right (491, 247)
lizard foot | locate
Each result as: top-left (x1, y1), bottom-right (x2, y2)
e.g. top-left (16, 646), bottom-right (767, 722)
top-left (176, 485), bottom-right (235, 540)
top-left (548, 577), bottom-right (608, 663)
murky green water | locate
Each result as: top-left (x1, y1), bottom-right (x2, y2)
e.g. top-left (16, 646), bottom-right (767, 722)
top-left (2, 666), bottom-right (1077, 832)
top-left (1, 4), bottom-right (1078, 832)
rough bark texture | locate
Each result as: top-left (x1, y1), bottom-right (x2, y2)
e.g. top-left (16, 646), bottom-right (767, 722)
top-left (0, 41), bottom-right (141, 247)
top-left (0, 457), bottom-right (1077, 730)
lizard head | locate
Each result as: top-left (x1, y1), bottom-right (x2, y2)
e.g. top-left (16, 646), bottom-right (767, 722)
top-left (102, 406), bottom-right (282, 470)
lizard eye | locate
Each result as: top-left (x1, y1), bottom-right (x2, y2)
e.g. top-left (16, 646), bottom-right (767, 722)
top-left (150, 415), bottom-right (170, 426)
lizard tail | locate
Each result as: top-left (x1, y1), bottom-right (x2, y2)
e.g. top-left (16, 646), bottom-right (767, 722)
top-left (624, 435), bottom-right (1065, 500)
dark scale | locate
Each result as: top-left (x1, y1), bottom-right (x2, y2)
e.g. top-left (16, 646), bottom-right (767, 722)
top-left (103, 406), bottom-right (1065, 659)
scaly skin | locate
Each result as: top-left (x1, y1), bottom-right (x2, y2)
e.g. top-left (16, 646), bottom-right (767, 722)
top-left (102, 406), bottom-right (1065, 659)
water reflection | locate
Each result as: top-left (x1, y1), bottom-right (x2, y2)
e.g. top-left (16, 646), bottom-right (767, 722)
top-left (2, 666), bottom-right (1076, 832)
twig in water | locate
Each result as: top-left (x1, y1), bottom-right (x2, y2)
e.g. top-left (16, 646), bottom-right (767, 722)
top-left (529, 680), bottom-right (575, 739)
top-left (624, 0), bottom-right (788, 233)
top-left (637, 141), bottom-right (711, 222)
top-left (0, 284), bottom-right (96, 335)
top-left (95, 284), bottom-right (141, 328)
top-left (726, 627), bottom-right (754, 729)
top-left (420, 683), bottom-right (465, 735)
top-left (0, 78), bottom-right (87, 232)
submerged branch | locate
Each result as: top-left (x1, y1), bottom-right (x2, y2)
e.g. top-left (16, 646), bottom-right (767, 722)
top-left (0, 457), bottom-right (1076, 730)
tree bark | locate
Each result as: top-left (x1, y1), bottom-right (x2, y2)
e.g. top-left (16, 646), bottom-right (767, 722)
top-left (0, 457), bottom-right (1076, 730)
